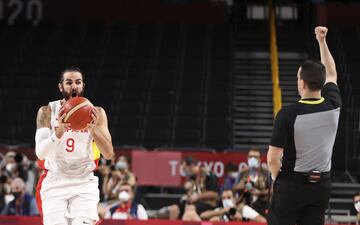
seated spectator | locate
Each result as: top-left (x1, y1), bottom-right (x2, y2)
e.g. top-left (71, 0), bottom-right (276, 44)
top-left (222, 163), bottom-right (239, 192)
top-left (354, 192), bottom-right (360, 222)
top-left (94, 156), bottom-right (113, 202)
top-left (233, 148), bottom-right (270, 217)
top-left (201, 189), bottom-right (266, 222)
top-left (181, 156), bottom-right (219, 221)
top-left (147, 156), bottom-right (219, 221)
top-left (100, 183), bottom-right (148, 220)
top-left (1, 177), bottom-right (39, 216)
top-left (0, 171), bottom-right (9, 212)
top-left (4, 151), bottom-right (16, 178)
top-left (13, 153), bottom-right (38, 195)
top-left (103, 156), bottom-right (136, 202)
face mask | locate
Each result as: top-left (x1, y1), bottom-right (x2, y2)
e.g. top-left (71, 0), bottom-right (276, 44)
top-left (119, 191), bottom-right (130, 202)
top-left (230, 172), bottom-right (238, 179)
top-left (184, 170), bottom-right (195, 178)
top-left (355, 201), bottom-right (360, 212)
top-left (222, 199), bottom-right (235, 208)
top-left (115, 161), bottom-right (128, 170)
top-left (12, 191), bottom-right (22, 199)
top-left (6, 163), bottom-right (16, 173)
top-left (248, 157), bottom-right (259, 169)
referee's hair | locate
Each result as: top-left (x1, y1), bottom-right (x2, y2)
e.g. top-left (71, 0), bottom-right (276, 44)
top-left (299, 59), bottom-right (326, 91)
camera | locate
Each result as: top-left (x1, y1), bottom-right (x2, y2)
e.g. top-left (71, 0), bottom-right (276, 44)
top-left (0, 175), bottom-right (7, 184)
top-left (223, 207), bottom-right (237, 221)
top-left (227, 207), bottom-right (237, 216)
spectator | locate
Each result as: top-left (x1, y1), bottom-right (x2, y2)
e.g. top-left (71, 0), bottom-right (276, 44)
top-left (4, 151), bottom-right (16, 178)
top-left (13, 153), bottom-right (38, 195)
top-left (233, 149), bottom-right (270, 217)
top-left (200, 189), bottom-right (266, 222)
top-left (222, 163), bottom-right (239, 192)
top-left (101, 183), bottom-right (148, 220)
top-left (1, 177), bottom-right (39, 216)
top-left (94, 156), bottom-right (113, 202)
top-left (102, 156), bottom-right (136, 202)
top-left (354, 192), bottom-right (360, 222)
top-left (147, 156), bottom-right (219, 221)
top-left (0, 171), bottom-right (9, 212)
top-left (181, 156), bottom-right (219, 221)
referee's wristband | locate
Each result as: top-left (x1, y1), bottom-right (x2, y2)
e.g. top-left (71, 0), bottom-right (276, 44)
top-left (50, 133), bottom-right (61, 144)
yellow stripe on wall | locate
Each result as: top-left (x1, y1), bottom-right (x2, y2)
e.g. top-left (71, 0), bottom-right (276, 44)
top-left (269, 0), bottom-right (282, 117)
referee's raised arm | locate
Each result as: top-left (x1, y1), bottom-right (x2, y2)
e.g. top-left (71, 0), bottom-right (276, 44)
top-left (315, 26), bottom-right (337, 84)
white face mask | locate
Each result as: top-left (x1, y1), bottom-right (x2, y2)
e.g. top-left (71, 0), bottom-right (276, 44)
top-left (118, 191), bottom-right (130, 202)
top-left (355, 201), bottom-right (360, 212)
top-left (115, 161), bottom-right (128, 170)
top-left (222, 199), bottom-right (235, 208)
top-left (248, 157), bottom-right (259, 169)
top-left (230, 172), bottom-right (238, 179)
top-left (6, 163), bottom-right (16, 173)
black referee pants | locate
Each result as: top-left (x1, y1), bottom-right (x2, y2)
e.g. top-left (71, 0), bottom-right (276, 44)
top-left (268, 174), bottom-right (331, 225)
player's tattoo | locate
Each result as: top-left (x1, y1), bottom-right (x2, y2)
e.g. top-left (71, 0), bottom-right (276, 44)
top-left (37, 106), bottom-right (51, 129)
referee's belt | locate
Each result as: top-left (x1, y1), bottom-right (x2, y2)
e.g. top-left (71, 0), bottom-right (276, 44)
top-left (278, 170), bottom-right (331, 183)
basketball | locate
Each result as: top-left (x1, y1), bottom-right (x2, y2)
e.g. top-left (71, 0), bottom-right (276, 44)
top-left (62, 97), bottom-right (94, 130)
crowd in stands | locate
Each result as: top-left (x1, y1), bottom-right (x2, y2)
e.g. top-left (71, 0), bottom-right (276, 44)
top-left (1, 149), bottom-right (359, 222)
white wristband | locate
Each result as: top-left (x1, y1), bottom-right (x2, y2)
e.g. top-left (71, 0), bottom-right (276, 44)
top-left (35, 128), bottom-right (61, 160)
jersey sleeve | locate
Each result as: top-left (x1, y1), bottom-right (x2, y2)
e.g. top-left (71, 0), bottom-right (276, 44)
top-left (322, 82), bottom-right (342, 108)
top-left (270, 108), bottom-right (288, 148)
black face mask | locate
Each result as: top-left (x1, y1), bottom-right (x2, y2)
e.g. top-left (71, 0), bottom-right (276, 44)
top-left (12, 191), bottom-right (22, 199)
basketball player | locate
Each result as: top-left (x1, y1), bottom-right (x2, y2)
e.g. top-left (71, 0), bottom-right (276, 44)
top-left (35, 67), bottom-right (114, 225)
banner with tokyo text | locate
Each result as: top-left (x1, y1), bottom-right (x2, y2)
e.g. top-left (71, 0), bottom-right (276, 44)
top-left (131, 150), bottom-right (267, 187)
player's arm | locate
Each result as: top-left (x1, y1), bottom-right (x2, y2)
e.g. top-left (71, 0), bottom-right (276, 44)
top-left (35, 106), bottom-right (55, 160)
top-left (267, 146), bottom-right (283, 180)
top-left (90, 107), bottom-right (114, 160)
top-left (35, 103), bottom-right (68, 160)
top-left (315, 26), bottom-right (337, 85)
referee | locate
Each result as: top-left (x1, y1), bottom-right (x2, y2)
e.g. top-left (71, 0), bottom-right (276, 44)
top-left (267, 26), bottom-right (341, 225)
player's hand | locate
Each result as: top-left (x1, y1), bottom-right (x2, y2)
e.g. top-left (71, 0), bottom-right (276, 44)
top-left (55, 100), bottom-right (70, 138)
top-left (315, 26), bottom-right (328, 42)
top-left (87, 107), bottom-right (99, 133)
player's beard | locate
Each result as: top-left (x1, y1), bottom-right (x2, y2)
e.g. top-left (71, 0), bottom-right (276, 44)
top-left (62, 87), bottom-right (84, 100)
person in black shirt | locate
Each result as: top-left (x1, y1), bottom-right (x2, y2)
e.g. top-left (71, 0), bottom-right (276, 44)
top-left (181, 156), bottom-right (219, 221)
top-left (267, 26), bottom-right (341, 225)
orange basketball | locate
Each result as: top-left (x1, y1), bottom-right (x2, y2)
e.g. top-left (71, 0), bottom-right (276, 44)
top-left (62, 97), bottom-right (93, 130)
